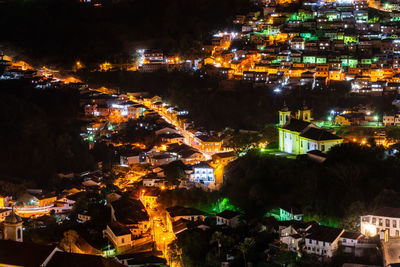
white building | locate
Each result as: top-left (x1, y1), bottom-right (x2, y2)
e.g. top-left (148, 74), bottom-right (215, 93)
top-left (215, 210), bottom-right (241, 228)
top-left (279, 221), bottom-right (316, 252)
top-left (360, 207), bottom-right (400, 239)
top-left (192, 162), bottom-right (215, 186)
top-left (304, 225), bottom-right (344, 257)
top-left (103, 224), bottom-right (133, 249)
top-left (339, 231), bottom-right (364, 254)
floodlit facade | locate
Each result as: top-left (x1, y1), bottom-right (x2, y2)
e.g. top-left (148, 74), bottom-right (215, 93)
top-left (278, 104), bottom-right (343, 155)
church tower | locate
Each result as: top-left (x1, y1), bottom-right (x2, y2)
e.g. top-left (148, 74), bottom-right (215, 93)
top-left (3, 210), bottom-right (23, 242)
top-left (297, 101), bottom-right (311, 122)
top-left (279, 101), bottom-right (291, 127)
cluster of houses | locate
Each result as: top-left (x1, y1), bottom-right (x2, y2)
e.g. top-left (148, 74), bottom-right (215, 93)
top-left (199, 0), bottom-right (400, 96)
top-left (137, 49), bottom-right (194, 73)
top-left (0, 54), bottom-right (87, 90)
top-left (81, 91), bottom-right (237, 190)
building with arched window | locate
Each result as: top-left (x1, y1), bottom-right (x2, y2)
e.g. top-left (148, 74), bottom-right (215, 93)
top-left (278, 103), bottom-right (343, 155)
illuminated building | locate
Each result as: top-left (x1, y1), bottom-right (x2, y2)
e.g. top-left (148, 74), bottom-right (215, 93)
top-left (278, 103), bottom-right (343, 155)
top-left (195, 135), bottom-right (222, 153)
top-left (360, 207), bottom-right (400, 239)
top-left (304, 226), bottom-right (344, 257)
top-left (165, 206), bottom-right (206, 233)
top-left (2, 211), bottom-right (23, 242)
top-left (192, 162), bottom-right (215, 186)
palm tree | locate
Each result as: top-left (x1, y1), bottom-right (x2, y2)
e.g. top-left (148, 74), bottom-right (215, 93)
top-left (238, 237), bottom-right (255, 267)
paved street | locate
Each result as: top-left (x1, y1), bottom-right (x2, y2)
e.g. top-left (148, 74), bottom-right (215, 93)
top-left (382, 239), bottom-right (400, 266)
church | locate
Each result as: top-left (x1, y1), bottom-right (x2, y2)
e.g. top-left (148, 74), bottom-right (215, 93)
top-left (278, 103), bottom-right (343, 155)
top-left (0, 209), bottom-right (23, 242)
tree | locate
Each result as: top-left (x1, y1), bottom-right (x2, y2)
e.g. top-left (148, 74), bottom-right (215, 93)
top-left (167, 240), bottom-right (182, 266)
top-left (238, 237), bottom-right (255, 267)
top-left (339, 201), bottom-right (365, 232)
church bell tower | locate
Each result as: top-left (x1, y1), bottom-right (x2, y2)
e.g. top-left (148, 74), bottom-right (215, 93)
top-left (279, 101), bottom-right (291, 127)
top-left (297, 101), bottom-right (311, 122)
top-left (3, 209), bottom-right (23, 242)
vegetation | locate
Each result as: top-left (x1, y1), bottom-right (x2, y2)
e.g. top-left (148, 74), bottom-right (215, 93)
top-left (0, 80), bottom-right (95, 189)
top-left (222, 143), bottom-right (400, 228)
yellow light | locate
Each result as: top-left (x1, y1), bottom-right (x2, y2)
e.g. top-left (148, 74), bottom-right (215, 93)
top-left (161, 186), bottom-right (165, 190)
top-left (142, 189), bottom-right (145, 193)
top-left (364, 223), bottom-right (377, 236)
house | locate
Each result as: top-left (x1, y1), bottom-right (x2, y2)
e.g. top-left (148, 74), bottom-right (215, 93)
top-left (195, 135), bottom-right (222, 153)
top-left (339, 231), bottom-right (364, 253)
top-left (279, 220), bottom-right (317, 252)
top-left (304, 225), bottom-right (344, 257)
top-left (266, 207), bottom-right (304, 221)
top-left (77, 210), bottom-right (92, 222)
top-left (17, 192), bottom-right (57, 207)
top-left (148, 153), bottom-right (176, 166)
top-left (172, 218), bottom-right (190, 235)
top-left (166, 206), bottom-right (206, 233)
top-left (103, 223), bottom-right (133, 249)
top-left (179, 149), bottom-right (205, 165)
top-left (360, 207), bottom-right (400, 239)
top-left (141, 189), bottom-right (159, 209)
top-left (278, 103), bottom-right (343, 155)
top-left (211, 151), bottom-right (237, 166)
top-left (109, 197), bottom-right (150, 238)
top-left (192, 162), bottom-right (215, 186)
top-left (54, 196), bottom-right (76, 211)
top-left (216, 210), bottom-right (241, 228)
top-left (120, 150), bottom-right (147, 166)
top-left (158, 132), bottom-right (185, 144)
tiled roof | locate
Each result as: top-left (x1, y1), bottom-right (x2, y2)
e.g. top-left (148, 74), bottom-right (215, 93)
top-left (281, 118), bottom-right (311, 132)
top-left (300, 127), bottom-right (342, 141)
top-left (307, 225), bottom-right (343, 243)
top-left (216, 210), bottom-right (241, 219)
top-left (340, 231), bottom-right (362, 240)
top-left (366, 207), bottom-right (400, 218)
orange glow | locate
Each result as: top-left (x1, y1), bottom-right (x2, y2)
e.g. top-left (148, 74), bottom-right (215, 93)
top-left (11, 60), bottom-right (34, 70)
top-left (99, 62), bottom-right (112, 71)
top-left (61, 76), bottom-right (82, 83)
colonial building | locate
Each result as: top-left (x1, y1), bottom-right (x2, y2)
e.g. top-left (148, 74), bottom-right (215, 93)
top-left (304, 225), bottom-right (344, 257)
top-left (278, 103), bottom-right (343, 155)
top-left (360, 207), bottom-right (400, 239)
top-left (1, 210), bottom-right (23, 242)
